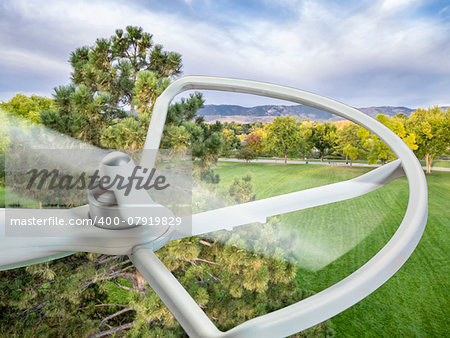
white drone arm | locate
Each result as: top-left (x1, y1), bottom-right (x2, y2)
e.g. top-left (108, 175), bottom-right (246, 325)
top-left (176, 159), bottom-right (404, 239)
top-left (131, 76), bottom-right (427, 337)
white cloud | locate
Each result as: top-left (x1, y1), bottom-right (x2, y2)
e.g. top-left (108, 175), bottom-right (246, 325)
top-left (0, 49), bottom-right (69, 74)
top-left (379, 0), bottom-right (420, 13)
top-left (0, 0), bottom-right (448, 107)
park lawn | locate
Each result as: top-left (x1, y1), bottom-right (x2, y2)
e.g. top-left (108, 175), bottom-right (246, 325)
top-left (214, 161), bottom-right (449, 337)
top-left (421, 160), bottom-right (450, 168)
top-left (0, 187), bottom-right (40, 208)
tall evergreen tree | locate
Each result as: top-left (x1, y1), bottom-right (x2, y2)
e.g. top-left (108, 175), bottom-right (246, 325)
top-left (71, 26), bottom-right (182, 115)
top-left (40, 26), bottom-right (182, 146)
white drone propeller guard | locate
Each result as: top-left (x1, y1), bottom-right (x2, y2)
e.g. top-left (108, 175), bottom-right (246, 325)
top-left (0, 76), bottom-right (427, 337)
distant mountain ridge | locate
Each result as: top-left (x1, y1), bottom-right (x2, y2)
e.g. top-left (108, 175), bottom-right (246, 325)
top-left (198, 104), bottom-right (420, 123)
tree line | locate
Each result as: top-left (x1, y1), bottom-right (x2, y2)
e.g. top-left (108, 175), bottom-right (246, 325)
top-left (221, 109), bottom-right (449, 174)
top-left (3, 93), bottom-right (449, 176)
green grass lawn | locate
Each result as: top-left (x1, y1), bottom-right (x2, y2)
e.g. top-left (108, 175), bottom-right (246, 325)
top-left (214, 161), bottom-right (449, 336)
top-left (0, 186), bottom-right (40, 208)
top-left (420, 160), bottom-right (450, 168)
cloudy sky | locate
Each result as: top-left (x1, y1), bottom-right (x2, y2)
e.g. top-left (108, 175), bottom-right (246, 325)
top-left (0, 0), bottom-right (449, 108)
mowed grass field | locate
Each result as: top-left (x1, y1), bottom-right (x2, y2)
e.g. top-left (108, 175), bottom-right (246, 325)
top-left (422, 160), bottom-right (450, 168)
top-left (214, 161), bottom-right (449, 337)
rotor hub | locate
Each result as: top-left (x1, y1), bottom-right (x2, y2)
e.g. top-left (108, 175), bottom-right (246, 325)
top-left (87, 151), bottom-right (175, 251)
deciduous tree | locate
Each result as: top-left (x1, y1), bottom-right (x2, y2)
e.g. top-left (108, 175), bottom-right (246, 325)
top-left (309, 122), bottom-right (337, 162)
top-left (335, 122), bottom-right (363, 166)
top-left (237, 144), bottom-right (257, 163)
top-left (359, 114), bottom-right (419, 166)
top-left (358, 127), bottom-right (394, 165)
top-left (407, 106), bottom-right (450, 174)
top-left (245, 132), bottom-right (263, 153)
top-left (0, 94), bottom-right (54, 124)
top-left (264, 116), bottom-right (302, 164)
top-left (220, 128), bottom-right (240, 157)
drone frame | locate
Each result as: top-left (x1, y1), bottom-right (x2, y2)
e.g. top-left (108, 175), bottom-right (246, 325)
top-left (0, 76), bottom-right (428, 337)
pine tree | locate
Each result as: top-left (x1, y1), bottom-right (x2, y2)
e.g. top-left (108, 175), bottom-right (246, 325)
top-left (40, 26), bottom-right (181, 146)
top-left (0, 175), bottom-right (335, 337)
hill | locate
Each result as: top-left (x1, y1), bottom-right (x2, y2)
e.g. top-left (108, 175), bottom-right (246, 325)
top-left (198, 104), bottom-right (417, 123)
